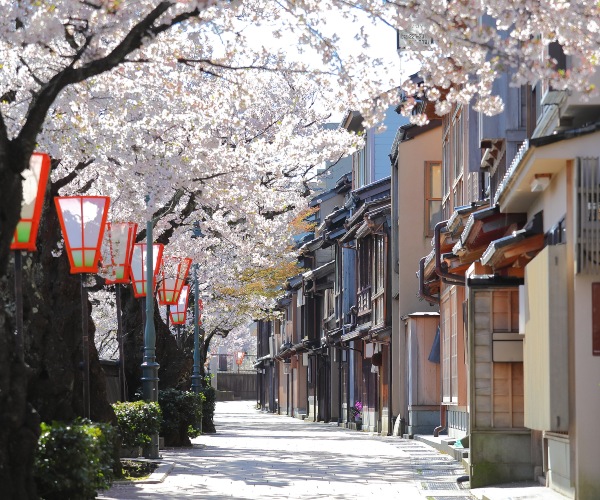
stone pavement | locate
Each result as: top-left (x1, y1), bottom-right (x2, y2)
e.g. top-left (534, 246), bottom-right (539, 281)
top-left (98, 401), bottom-right (562, 500)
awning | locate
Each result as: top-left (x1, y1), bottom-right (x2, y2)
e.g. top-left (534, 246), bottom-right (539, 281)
top-left (479, 211), bottom-right (545, 274)
top-left (303, 260), bottom-right (335, 280)
top-left (452, 207), bottom-right (526, 262)
top-left (341, 329), bottom-right (362, 342)
top-left (253, 354), bottom-right (272, 368)
top-left (481, 232), bottom-right (545, 270)
top-left (446, 201), bottom-right (488, 235)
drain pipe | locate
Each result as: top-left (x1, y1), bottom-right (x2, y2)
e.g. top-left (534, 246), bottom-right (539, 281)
top-left (433, 404), bottom-right (447, 437)
top-left (418, 257), bottom-right (440, 304)
top-left (434, 220), bottom-right (465, 286)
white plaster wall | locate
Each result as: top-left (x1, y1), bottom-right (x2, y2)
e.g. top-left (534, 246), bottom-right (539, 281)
top-left (529, 166), bottom-right (567, 229)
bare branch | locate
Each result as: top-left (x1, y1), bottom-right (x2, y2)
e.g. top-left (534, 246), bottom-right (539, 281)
top-left (53, 158), bottom-right (95, 191)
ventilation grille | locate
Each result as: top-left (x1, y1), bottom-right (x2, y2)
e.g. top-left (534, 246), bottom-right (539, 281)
top-left (577, 157), bottom-right (600, 274)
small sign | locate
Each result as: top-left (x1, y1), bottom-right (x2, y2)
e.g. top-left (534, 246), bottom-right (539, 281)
top-left (397, 26), bottom-right (434, 50)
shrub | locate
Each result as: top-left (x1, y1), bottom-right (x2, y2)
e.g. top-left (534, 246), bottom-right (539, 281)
top-left (34, 419), bottom-right (117, 500)
top-left (158, 388), bottom-right (204, 446)
top-left (112, 401), bottom-right (162, 448)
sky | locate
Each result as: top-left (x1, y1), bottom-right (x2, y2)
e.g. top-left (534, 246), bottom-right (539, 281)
top-left (235, 8), bottom-right (419, 122)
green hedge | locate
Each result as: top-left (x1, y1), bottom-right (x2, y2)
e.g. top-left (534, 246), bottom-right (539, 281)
top-left (112, 401), bottom-right (162, 448)
top-left (158, 388), bottom-right (205, 446)
top-left (34, 419), bottom-right (116, 500)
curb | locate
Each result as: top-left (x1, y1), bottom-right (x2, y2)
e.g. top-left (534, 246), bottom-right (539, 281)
top-left (114, 462), bottom-right (175, 485)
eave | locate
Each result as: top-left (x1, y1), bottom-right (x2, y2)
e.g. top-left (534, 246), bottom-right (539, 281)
top-left (453, 207), bottom-right (526, 259)
top-left (495, 122), bottom-right (600, 213)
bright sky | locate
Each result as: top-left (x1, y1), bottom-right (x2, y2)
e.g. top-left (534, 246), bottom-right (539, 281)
top-left (236, 9), bottom-right (419, 122)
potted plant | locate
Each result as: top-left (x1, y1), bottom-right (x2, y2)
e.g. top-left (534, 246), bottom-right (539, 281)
top-left (350, 401), bottom-right (363, 430)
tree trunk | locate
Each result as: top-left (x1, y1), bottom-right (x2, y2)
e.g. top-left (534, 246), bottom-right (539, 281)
top-left (20, 182), bottom-right (115, 424)
top-left (0, 151), bottom-right (41, 499)
top-left (121, 286), bottom-right (193, 400)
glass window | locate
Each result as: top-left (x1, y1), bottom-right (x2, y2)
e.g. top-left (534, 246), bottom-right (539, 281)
top-left (425, 161), bottom-right (443, 236)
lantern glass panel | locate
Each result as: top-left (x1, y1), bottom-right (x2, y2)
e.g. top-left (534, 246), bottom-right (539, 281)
top-left (100, 222), bottom-right (137, 283)
top-left (170, 285), bottom-right (189, 324)
top-left (55, 196), bottom-right (110, 273)
top-left (12, 153), bottom-right (51, 251)
top-left (130, 243), bottom-right (164, 297)
top-left (158, 256), bottom-right (192, 305)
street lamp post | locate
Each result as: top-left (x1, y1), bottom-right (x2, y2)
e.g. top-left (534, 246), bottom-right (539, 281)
top-left (169, 284), bottom-right (190, 347)
top-left (191, 264), bottom-right (202, 393)
top-left (11, 153), bottom-right (51, 363)
top-left (54, 195), bottom-right (110, 419)
top-left (129, 234), bottom-right (164, 459)
top-left (99, 221), bottom-right (138, 401)
top-left (129, 242), bottom-right (164, 387)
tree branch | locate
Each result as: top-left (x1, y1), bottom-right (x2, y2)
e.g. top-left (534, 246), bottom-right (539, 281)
top-left (15, 1), bottom-right (203, 163)
top-left (52, 158), bottom-right (95, 191)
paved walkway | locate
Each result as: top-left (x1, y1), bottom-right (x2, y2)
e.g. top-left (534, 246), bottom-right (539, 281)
top-left (99, 400), bottom-right (473, 499)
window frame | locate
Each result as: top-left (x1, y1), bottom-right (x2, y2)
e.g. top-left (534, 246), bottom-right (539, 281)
top-left (425, 160), bottom-right (443, 237)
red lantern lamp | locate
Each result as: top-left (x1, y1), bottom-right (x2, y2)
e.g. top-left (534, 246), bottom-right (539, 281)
top-left (99, 222), bottom-right (138, 284)
top-left (169, 285), bottom-right (189, 324)
top-left (11, 153), bottom-right (51, 251)
top-left (54, 196), bottom-right (110, 273)
top-left (130, 242), bottom-right (164, 297)
top-left (157, 256), bottom-right (192, 305)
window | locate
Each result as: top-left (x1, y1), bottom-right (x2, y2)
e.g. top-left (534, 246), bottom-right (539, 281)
top-left (372, 235), bottom-right (386, 326)
top-left (353, 146), bottom-right (368, 189)
top-left (357, 238), bottom-right (373, 318)
top-left (441, 287), bottom-right (459, 403)
top-left (425, 161), bottom-right (442, 236)
top-left (323, 288), bottom-right (335, 328)
top-left (442, 119), bottom-right (451, 210)
top-left (441, 105), bottom-right (465, 217)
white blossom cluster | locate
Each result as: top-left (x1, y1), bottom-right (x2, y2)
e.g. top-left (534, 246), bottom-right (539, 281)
top-left (1, 0), bottom-right (598, 351)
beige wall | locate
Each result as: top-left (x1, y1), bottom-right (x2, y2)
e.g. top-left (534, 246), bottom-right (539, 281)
top-left (394, 125), bottom-right (442, 423)
top-left (572, 274), bottom-right (600, 498)
top-left (529, 165), bottom-right (567, 230)
top-left (529, 152), bottom-right (600, 498)
top-left (397, 126), bottom-right (441, 317)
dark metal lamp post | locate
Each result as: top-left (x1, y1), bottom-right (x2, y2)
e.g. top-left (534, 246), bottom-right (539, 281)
top-left (129, 239), bottom-right (164, 459)
top-left (11, 153), bottom-right (51, 364)
top-left (54, 195), bottom-right (110, 419)
top-left (99, 221), bottom-right (138, 401)
top-left (191, 264), bottom-right (202, 393)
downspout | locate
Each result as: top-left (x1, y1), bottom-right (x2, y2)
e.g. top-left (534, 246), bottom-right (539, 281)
top-left (434, 404), bottom-right (446, 437)
top-left (338, 346), bottom-right (343, 425)
top-left (434, 220), bottom-right (465, 286)
top-left (388, 334), bottom-right (393, 435)
top-left (314, 354), bottom-right (318, 422)
top-left (418, 257), bottom-right (440, 304)
top-left (339, 326), bottom-right (345, 425)
top-left (346, 344), bottom-right (351, 426)
top-left (433, 323), bottom-right (446, 437)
